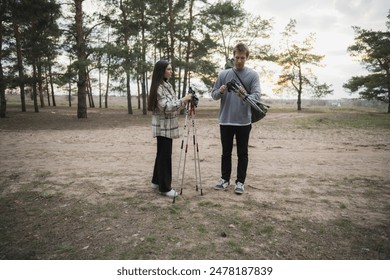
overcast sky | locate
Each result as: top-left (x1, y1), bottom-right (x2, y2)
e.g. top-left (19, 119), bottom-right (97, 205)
top-left (241, 0), bottom-right (389, 99)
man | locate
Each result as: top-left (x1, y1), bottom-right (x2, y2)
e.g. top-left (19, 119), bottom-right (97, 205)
top-left (211, 43), bottom-right (261, 194)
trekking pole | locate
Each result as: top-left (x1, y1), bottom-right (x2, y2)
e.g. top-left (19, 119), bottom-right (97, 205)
top-left (192, 115), bottom-right (198, 192)
top-left (174, 103), bottom-right (191, 204)
top-left (177, 104), bottom-right (190, 185)
top-left (179, 104), bottom-right (192, 194)
top-left (191, 105), bottom-right (203, 195)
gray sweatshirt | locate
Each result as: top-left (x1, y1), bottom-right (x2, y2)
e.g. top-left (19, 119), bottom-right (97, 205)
top-left (211, 67), bottom-right (261, 126)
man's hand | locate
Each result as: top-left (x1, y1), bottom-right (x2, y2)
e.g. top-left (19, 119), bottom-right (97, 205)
top-left (238, 86), bottom-right (246, 94)
top-left (219, 85), bottom-right (227, 94)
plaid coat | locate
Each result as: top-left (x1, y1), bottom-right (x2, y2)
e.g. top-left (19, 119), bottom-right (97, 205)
top-left (152, 81), bottom-right (186, 139)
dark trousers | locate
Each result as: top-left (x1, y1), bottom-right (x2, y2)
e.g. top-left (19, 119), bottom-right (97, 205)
top-left (220, 124), bottom-right (252, 184)
top-left (152, 136), bottom-right (173, 193)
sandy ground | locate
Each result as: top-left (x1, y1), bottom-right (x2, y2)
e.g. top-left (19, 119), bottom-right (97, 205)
top-left (0, 96), bottom-right (389, 259)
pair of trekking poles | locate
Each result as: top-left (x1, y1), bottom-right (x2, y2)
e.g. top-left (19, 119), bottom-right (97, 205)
top-left (175, 87), bottom-right (203, 203)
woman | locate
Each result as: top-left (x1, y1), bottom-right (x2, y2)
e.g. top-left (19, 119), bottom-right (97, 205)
top-left (147, 60), bottom-right (192, 198)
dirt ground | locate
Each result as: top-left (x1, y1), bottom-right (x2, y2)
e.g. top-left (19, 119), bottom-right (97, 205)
top-left (0, 96), bottom-right (389, 260)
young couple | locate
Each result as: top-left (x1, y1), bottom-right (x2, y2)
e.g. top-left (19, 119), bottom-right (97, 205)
top-left (147, 43), bottom-right (261, 198)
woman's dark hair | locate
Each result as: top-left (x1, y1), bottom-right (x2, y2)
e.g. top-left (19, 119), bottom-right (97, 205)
top-left (147, 60), bottom-right (170, 111)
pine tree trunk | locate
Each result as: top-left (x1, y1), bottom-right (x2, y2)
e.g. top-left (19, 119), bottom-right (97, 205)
top-left (297, 92), bottom-right (302, 111)
top-left (68, 77), bottom-right (72, 107)
top-left (49, 65), bottom-right (56, 106)
top-left (120, 0), bottom-right (133, 115)
top-left (38, 63), bottom-right (45, 108)
top-left (126, 71), bottom-right (132, 114)
top-left (137, 75), bottom-right (141, 109)
top-left (32, 63), bottom-right (39, 113)
top-left (168, 0), bottom-right (175, 92)
top-left (0, 68), bottom-right (5, 118)
top-left (387, 76), bottom-right (390, 113)
top-left (0, 45), bottom-right (5, 118)
top-left (0, 18), bottom-right (6, 118)
top-left (297, 66), bottom-right (303, 111)
top-left (45, 67), bottom-right (50, 106)
top-left (68, 57), bottom-right (72, 107)
top-left (87, 73), bottom-right (95, 108)
top-left (105, 57), bottom-right (110, 109)
top-left (75, 0), bottom-right (87, 118)
top-left (141, 7), bottom-right (147, 115)
top-left (98, 66), bottom-right (102, 108)
top-left (182, 0), bottom-right (194, 99)
top-left (13, 22), bottom-right (26, 112)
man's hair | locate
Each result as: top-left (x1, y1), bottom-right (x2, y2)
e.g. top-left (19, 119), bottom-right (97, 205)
top-left (233, 43), bottom-right (250, 58)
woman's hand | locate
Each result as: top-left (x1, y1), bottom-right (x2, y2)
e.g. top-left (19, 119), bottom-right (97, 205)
top-left (182, 94), bottom-right (193, 104)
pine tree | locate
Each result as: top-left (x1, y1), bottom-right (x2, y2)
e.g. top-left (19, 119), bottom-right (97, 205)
top-left (344, 10), bottom-right (390, 113)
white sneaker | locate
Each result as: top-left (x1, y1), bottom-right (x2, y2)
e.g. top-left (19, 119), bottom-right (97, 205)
top-left (213, 178), bottom-right (229, 190)
top-left (234, 182), bottom-right (245, 194)
top-left (160, 189), bottom-right (178, 198)
top-left (151, 183), bottom-right (159, 191)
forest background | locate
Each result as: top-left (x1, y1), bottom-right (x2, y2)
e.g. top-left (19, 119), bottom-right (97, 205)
top-left (1, 0), bottom-right (389, 119)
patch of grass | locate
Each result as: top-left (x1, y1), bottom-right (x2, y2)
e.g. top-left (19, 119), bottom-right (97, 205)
top-left (362, 237), bottom-right (389, 258)
top-left (240, 221), bottom-right (253, 237)
top-left (118, 235), bottom-right (160, 260)
top-left (302, 188), bottom-right (317, 196)
top-left (34, 171), bottom-right (52, 179)
top-left (338, 202), bottom-right (347, 209)
top-left (20, 180), bottom-right (42, 191)
top-left (197, 224), bottom-right (207, 233)
top-left (295, 111), bottom-right (390, 129)
top-left (52, 242), bottom-right (79, 259)
top-left (8, 172), bottom-right (21, 180)
top-left (169, 205), bottom-right (181, 215)
top-left (320, 199), bottom-right (331, 204)
top-left (227, 240), bottom-right (244, 255)
top-left (342, 177), bottom-right (390, 193)
top-left (39, 190), bottom-right (57, 199)
top-left (333, 218), bottom-right (354, 231)
top-left (0, 179), bottom-right (11, 190)
top-left (198, 200), bottom-right (222, 208)
top-left (138, 202), bottom-right (160, 212)
top-left (145, 235), bottom-right (156, 243)
top-left (123, 196), bottom-right (145, 206)
top-left (259, 225), bottom-right (274, 235)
